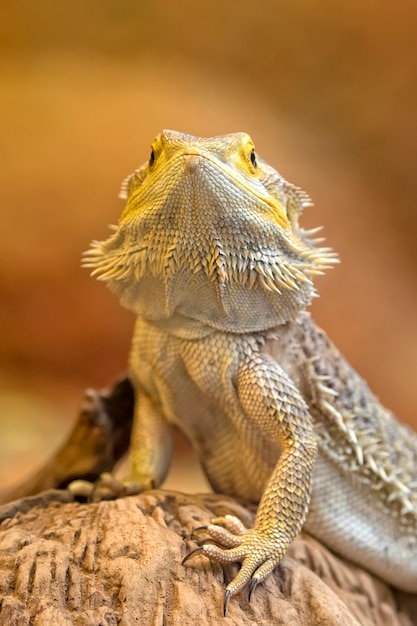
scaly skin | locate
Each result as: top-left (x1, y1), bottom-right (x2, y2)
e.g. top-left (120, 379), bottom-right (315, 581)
top-left (84, 131), bottom-right (417, 607)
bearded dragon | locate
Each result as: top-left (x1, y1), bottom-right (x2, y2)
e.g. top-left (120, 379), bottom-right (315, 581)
top-left (83, 130), bottom-right (417, 612)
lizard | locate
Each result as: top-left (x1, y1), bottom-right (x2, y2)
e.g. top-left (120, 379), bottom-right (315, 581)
top-left (82, 129), bottom-right (417, 612)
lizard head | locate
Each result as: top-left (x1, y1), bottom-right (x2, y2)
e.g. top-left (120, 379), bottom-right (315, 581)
top-left (84, 130), bottom-right (338, 334)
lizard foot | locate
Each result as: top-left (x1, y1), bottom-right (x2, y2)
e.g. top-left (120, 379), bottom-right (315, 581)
top-left (68, 473), bottom-right (143, 502)
top-left (184, 514), bottom-right (287, 614)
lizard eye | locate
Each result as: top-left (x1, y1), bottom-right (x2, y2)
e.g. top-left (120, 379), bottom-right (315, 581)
top-left (250, 148), bottom-right (257, 169)
top-left (149, 149), bottom-right (155, 167)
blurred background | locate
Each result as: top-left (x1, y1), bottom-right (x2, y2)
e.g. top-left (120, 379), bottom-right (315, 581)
top-left (1, 0), bottom-right (416, 493)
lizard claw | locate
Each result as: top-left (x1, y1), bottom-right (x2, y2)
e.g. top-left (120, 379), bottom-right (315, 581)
top-left (185, 518), bottom-right (287, 607)
top-left (181, 546), bottom-right (204, 565)
top-left (248, 577), bottom-right (259, 603)
top-left (223, 590), bottom-right (231, 617)
top-left (190, 526), bottom-right (209, 538)
top-left (68, 473), bottom-right (143, 502)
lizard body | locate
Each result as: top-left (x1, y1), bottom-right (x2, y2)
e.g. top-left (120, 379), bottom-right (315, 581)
top-left (84, 130), bottom-right (417, 604)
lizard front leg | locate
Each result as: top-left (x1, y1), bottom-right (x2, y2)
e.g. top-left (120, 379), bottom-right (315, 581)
top-left (128, 389), bottom-right (174, 490)
top-left (185, 354), bottom-right (317, 608)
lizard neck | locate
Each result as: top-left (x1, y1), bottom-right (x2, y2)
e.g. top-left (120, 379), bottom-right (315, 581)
top-left (144, 314), bottom-right (216, 340)
top-left (106, 264), bottom-right (312, 334)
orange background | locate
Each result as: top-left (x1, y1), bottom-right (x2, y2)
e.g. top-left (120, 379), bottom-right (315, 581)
top-left (1, 1), bottom-right (416, 490)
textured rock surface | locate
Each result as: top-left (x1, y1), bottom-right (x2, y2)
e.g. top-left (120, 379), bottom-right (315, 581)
top-left (0, 490), bottom-right (415, 625)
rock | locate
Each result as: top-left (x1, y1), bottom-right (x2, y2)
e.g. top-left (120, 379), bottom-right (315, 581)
top-left (0, 489), bottom-right (415, 626)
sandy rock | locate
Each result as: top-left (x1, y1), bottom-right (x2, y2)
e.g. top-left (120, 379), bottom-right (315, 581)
top-left (0, 489), bottom-right (415, 626)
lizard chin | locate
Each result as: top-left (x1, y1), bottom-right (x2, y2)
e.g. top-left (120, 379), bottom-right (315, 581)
top-left (83, 225), bottom-right (335, 334)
